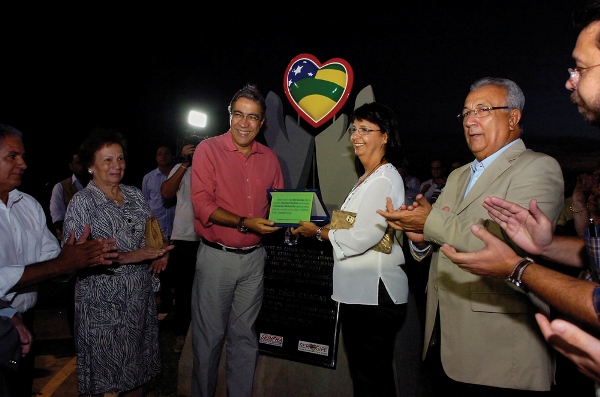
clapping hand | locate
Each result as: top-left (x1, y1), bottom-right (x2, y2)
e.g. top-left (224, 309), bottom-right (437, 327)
top-left (482, 197), bottom-right (553, 256)
top-left (440, 223), bottom-right (521, 278)
top-left (376, 194), bottom-right (431, 232)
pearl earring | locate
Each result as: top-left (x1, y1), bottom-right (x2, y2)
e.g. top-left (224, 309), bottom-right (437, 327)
top-left (88, 169), bottom-right (93, 174)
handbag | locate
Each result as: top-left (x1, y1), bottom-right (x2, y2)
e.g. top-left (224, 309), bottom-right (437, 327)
top-left (330, 210), bottom-right (394, 254)
top-left (145, 216), bottom-right (164, 248)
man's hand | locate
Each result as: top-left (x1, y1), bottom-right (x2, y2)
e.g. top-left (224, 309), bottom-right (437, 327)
top-left (440, 223), bottom-right (521, 279)
top-left (245, 217), bottom-right (281, 235)
top-left (376, 194), bottom-right (431, 232)
top-left (536, 313), bottom-right (600, 383)
top-left (181, 144), bottom-right (195, 160)
top-left (9, 225), bottom-right (119, 293)
top-left (482, 197), bottom-right (553, 256)
top-left (11, 315), bottom-right (32, 357)
top-left (60, 224), bottom-right (118, 271)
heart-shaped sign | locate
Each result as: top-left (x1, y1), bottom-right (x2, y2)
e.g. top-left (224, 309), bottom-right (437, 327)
top-left (284, 54), bottom-right (354, 128)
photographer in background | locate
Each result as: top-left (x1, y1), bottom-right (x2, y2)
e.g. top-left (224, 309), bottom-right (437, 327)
top-left (161, 143), bottom-right (201, 352)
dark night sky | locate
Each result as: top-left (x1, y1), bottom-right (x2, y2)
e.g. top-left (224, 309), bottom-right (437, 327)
top-left (2, 2), bottom-right (599, 197)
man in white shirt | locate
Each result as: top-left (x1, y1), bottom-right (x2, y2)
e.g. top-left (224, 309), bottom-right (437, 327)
top-left (160, 143), bottom-right (201, 351)
top-left (0, 123), bottom-right (118, 397)
top-left (419, 159), bottom-right (447, 204)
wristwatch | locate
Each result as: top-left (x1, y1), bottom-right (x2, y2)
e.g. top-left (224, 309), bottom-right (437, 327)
top-left (507, 257), bottom-right (534, 291)
top-left (237, 217), bottom-right (248, 233)
top-left (316, 226), bottom-right (324, 242)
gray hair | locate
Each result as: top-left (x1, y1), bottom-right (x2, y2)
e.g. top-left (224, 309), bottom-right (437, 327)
top-left (470, 77), bottom-right (525, 112)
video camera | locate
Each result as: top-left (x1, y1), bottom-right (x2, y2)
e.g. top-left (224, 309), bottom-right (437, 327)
top-left (176, 134), bottom-right (204, 164)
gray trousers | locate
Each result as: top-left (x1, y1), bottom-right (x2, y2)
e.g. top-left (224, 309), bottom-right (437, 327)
top-left (191, 243), bottom-right (265, 397)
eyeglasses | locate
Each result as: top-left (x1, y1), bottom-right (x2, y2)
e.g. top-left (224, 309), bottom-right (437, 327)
top-left (230, 111), bottom-right (262, 122)
top-left (347, 126), bottom-right (381, 136)
top-left (568, 63), bottom-right (600, 85)
top-left (457, 106), bottom-right (510, 121)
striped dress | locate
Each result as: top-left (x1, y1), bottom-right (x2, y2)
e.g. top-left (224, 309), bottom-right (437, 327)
top-left (63, 181), bottom-right (161, 395)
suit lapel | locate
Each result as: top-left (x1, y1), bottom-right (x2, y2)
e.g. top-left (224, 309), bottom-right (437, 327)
top-left (456, 140), bottom-right (526, 213)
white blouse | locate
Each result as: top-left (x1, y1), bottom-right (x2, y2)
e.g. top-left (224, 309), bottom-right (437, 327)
top-left (329, 163), bottom-right (409, 305)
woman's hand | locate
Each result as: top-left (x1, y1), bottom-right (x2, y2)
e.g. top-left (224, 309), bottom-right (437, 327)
top-left (149, 242), bottom-right (174, 273)
top-left (114, 244), bottom-right (174, 269)
top-left (149, 251), bottom-right (170, 273)
top-left (291, 221), bottom-right (318, 238)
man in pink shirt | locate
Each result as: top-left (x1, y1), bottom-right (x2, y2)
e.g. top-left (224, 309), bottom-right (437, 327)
top-left (190, 84), bottom-right (284, 397)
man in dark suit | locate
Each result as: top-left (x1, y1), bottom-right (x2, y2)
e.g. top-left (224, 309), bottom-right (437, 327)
top-left (378, 77), bottom-right (564, 395)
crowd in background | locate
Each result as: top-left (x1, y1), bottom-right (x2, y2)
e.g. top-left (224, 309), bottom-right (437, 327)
top-left (3, 1), bottom-right (600, 397)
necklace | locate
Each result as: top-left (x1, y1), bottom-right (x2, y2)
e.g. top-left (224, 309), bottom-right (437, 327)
top-left (351, 161), bottom-right (384, 192)
top-left (102, 190), bottom-right (121, 205)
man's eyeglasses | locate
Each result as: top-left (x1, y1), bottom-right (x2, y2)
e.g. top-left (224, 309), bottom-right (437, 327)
top-left (457, 106), bottom-right (510, 121)
top-left (230, 111), bottom-right (262, 122)
top-left (568, 63), bottom-right (600, 85)
top-left (347, 126), bottom-right (381, 136)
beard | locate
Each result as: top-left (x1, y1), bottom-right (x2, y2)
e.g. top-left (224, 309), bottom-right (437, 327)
top-left (571, 91), bottom-right (600, 128)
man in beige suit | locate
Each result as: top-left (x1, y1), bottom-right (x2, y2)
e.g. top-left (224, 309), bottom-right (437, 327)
top-left (434, 2), bottom-right (600, 388)
top-left (378, 77), bottom-right (564, 395)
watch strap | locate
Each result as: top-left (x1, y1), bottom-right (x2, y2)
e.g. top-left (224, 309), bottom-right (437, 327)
top-left (237, 217), bottom-right (248, 233)
top-left (316, 226), bottom-right (324, 242)
top-left (507, 257), bottom-right (534, 292)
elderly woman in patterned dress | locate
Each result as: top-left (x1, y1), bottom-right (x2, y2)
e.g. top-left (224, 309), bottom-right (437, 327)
top-left (63, 128), bottom-right (173, 397)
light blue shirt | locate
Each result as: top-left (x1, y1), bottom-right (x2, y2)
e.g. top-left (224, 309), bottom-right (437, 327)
top-left (49, 174), bottom-right (85, 224)
top-left (0, 307), bottom-right (17, 319)
top-left (412, 139), bottom-right (522, 255)
top-left (142, 167), bottom-right (176, 237)
top-left (464, 139), bottom-right (520, 196)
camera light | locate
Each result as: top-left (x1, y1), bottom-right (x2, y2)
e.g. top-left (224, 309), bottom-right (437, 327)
top-left (188, 111), bottom-right (207, 128)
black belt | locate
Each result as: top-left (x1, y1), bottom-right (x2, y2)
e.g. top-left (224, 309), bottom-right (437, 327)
top-left (202, 238), bottom-right (261, 255)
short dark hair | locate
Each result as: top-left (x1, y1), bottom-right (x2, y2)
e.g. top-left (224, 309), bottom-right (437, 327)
top-left (79, 127), bottom-right (127, 169)
top-left (227, 84), bottom-right (267, 120)
top-left (155, 143), bottom-right (174, 155)
top-left (350, 102), bottom-right (404, 168)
